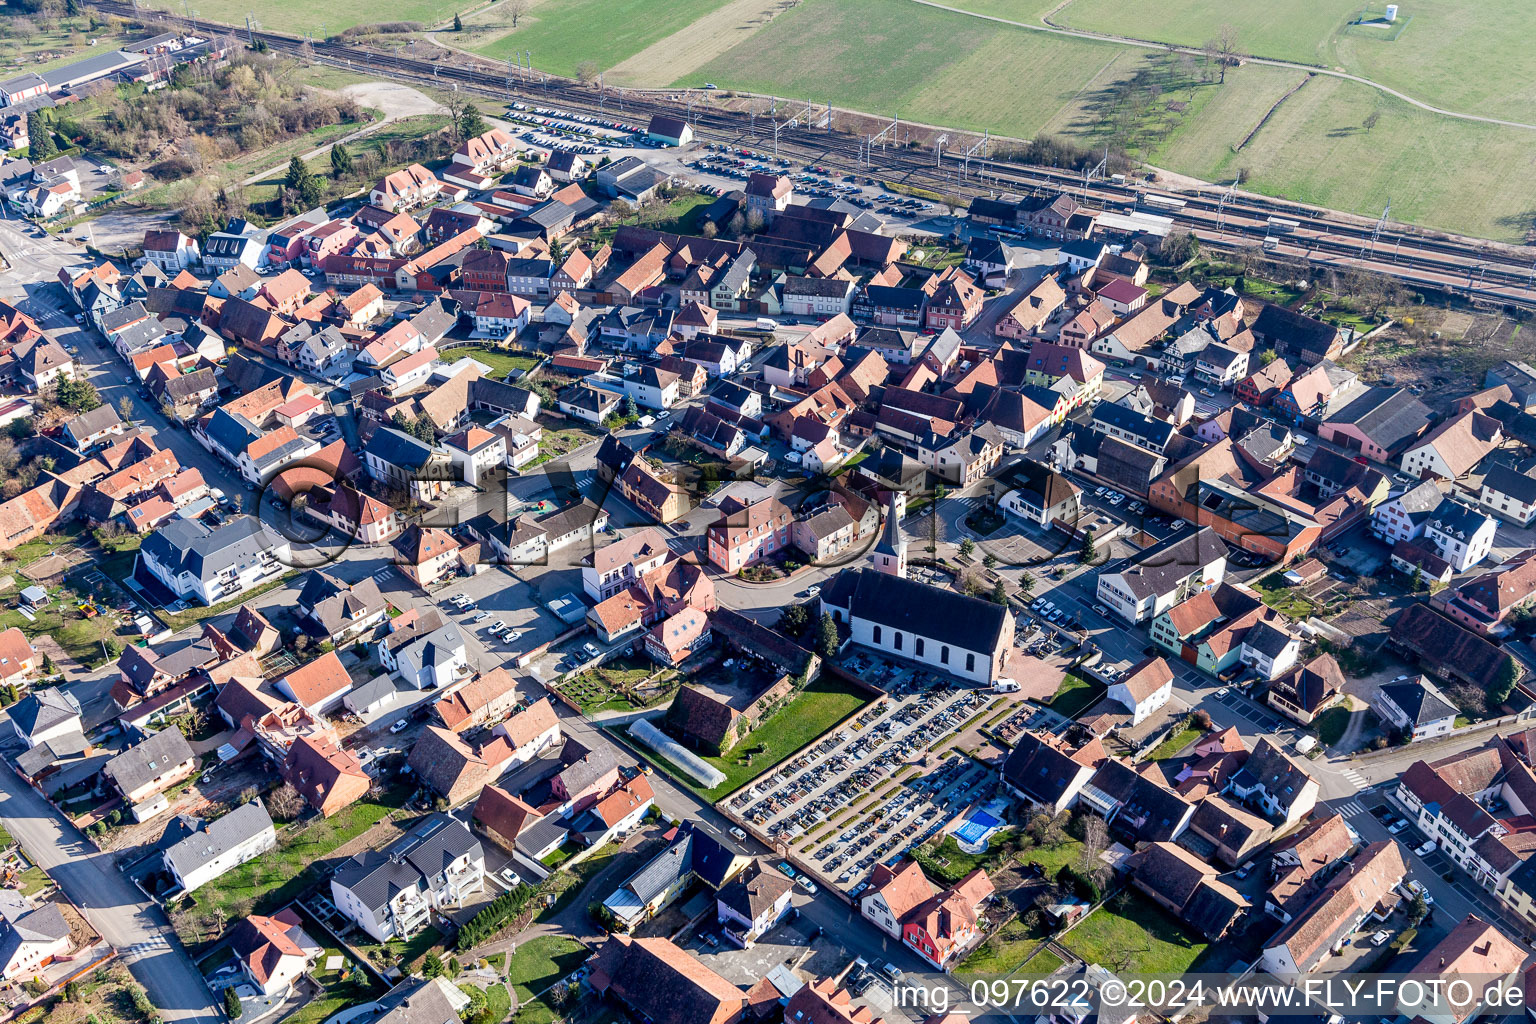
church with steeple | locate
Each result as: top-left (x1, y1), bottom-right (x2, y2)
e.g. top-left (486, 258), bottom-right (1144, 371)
top-left (871, 491), bottom-right (906, 578)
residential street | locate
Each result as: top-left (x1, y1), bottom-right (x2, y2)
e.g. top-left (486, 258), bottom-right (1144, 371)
top-left (0, 751), bottom-right (218, 1024)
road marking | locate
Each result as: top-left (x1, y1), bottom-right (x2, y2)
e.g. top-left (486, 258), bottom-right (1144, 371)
top-left (1334, 800), bottom-right (1366, 817)
top-left (1341, 769), bottom-right (1369, 790)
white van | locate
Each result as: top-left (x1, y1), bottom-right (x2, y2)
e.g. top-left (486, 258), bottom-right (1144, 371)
top-left (992, 679), bottom-right (1020, 693)
top-left (755, 317), bottom-right (779, 331)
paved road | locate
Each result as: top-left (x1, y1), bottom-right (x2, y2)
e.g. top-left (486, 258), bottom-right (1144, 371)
top-left (0, 752), bottom-right (218, 1023)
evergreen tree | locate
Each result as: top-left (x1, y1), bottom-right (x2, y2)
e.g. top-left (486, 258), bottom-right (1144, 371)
top-left (54, 376), bottom-right (101, 412)
top-left (452, 11), bottom-right (463, 30)
top-left (64, 0), bottom-right (80, 15)
top-left (458, 105), bottom-right (487, 142)
top-left (284, 156), bottom-right (323, 208)
top-left (26, 111), bottom-right (55, 161)
top-left (330, 141), bottom-right (353, 179)
top-left (224, 987), bottom-right (244, 1019)
top-left (1079, 528), bottom-right (1097, 565)
top-left (817, 612), bottom-right (839, 658)
top-left (991, 580), bottom-right (1008, 605)
top-left (623, 394), bottom-right (638, 420)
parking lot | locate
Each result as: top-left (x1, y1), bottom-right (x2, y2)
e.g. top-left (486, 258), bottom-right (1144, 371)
top-left (726, 656), bottom-right (1017, 896)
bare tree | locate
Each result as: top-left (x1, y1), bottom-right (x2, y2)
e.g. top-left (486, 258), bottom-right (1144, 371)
top-left (1216, 23), bottom-right (1240, 81)
top-left (1363, 110), bottom-right (1380, 132)
top-left (508, 0), bottom-right (528, 27)
top-left (575, 60), bottom-right (600, 85)
top-left (266, 782), bottom-right (305, 821)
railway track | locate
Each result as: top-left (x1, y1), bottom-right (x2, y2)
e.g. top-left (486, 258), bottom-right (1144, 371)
top-left (108, 1), bottom-right (1536, 307)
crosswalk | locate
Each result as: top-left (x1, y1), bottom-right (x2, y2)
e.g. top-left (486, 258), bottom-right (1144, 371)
top-left (122, 937), bottom-right (173, 961)
top-left (1341, 767), bottom-right (1370, 790)
top-left (1334, 799), bottom-right (1368, 818)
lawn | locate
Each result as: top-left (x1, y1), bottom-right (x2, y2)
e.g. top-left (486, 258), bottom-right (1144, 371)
top-left (1315, 703), bottom-right (1352, 747)
top-left (694, 674), bottom-right (873, 799)
top-left (0, 579), bottom-right (131, 669)
top-left (1015, 835), bottom-right (1085, 877)
top-left (503, 935), bottom-right (590, 1004)
top-left (285, 946), bottom-right (382, 1024)
top-left (466, 982), bottom-right (514, 1022)
top-left (446, 345), bottom-right (543, 381)
top-left (1061, 891), bottom-right (1212, 974)
top-left (1148, 725), bottom-right (1203, 761)
top-left (957, 916), bottom-right (1044, 975)
top-left (476, 0), bottom-right (738, 78)
top-left (181, 788), bottom-right (407, 945)
top-left (589, 191), bottom-right (714, 246)
top-left (912, 829), bottom-right (1019, 885)
top-left (1251, 572), bottom-right (1319, 619)
top-left (1045, 673), bottom-right (1101, 720)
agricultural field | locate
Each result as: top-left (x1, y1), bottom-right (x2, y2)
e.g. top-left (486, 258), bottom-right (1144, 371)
top-left (474, 0), bottom-right (738, 79)
top-left (137, 0), bottom-right (463, 36)
top-left (1051, 0), bottom-right (1359, 65)
top-left (1050, 0), bottom-right (1536, 123)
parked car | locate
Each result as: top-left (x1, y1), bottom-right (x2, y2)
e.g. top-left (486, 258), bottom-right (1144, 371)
top-left (389, 719), bottom-right (410, 734)
top-left (1388, 819), bottom-right (1410, 835)
top-left (1414, 840), bottom-right (1436, 857)
top-left (1370, 930), bottom-right (1391, 947)
top-left (728, 826), bottom-right (747, 842)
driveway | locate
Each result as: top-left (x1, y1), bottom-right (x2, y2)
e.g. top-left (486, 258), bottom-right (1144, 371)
top-left (0, 744), bottom-right (218, 1023)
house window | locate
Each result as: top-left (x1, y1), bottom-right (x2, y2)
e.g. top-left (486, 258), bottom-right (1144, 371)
top-left (915, 638), bottom-right (925, 657)
top-left (872, 625), bottom-right (881, 644)
top-left (941, 646), bottom-right (949, 664)
top-left (894, 632), bottom-right (903, 651)
top-left (966, 652), bottom-right (976, 673)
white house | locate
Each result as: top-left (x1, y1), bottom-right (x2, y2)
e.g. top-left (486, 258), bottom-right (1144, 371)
top-left (0, 903), bottom-right (71, 981)
top-left (491, 698), bottom-right (562, 764)
top-left (1479, 461), bottom-right (1536, 526)
top-left (142, 229), bottom-right (201, 273)
top-left (330, 814), bottom-right (484, 941)
top-left (1225, 738), bottom-right (1320, 830)
top-left (1370, 480), bottom-right (1445, 545)
top-left (389, 623), bottom-right (470, 691)
top-left (9, 687), bottom-right (82, 750)
top-left (1423, 499), bottom-right (1498, 573)
top-left (163, 803), bottom-right (277, 894)
top-left (715, 862), bottom-right (794, 946)
top-left (1095, 527), bottom-right (1227, 625)
top-left (1106, 656), bottom-right (1173, 726)
top-left (1238, 620), bottom-right (1302, 681)
top-left (138, 516), bottom-right (290, 607)
top-left (1375, 676), bottom-right (1458, 743)
top-left (444, 427), bottom-right (507, 489)
top-left (471, 293), bottom-right (531, 338)
top-left (859, 859), bottom-right (932, 939)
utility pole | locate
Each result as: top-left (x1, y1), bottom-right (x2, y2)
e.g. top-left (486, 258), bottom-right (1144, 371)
top-left (244, 12), bottom-right (254, 47)
top-left (959, 131), bottom-right (987, 180)
top-left (1361, 199), bottom-right (1390, 258)
top-left (934, 133), bottom-right (948, 168)
top-left (1215, 180), bottom-right (1237, 239)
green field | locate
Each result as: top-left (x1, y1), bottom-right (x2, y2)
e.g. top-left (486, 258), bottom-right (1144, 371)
top-left (503, 935), bottom-right (590, 1004)
top-left (1053, 0), bottom-right (1359, 66)
top-left (685, 0), bottom-right (1129, 136)
top-left (697, 675), bottom-right (872, 797)
top-left (475, 0), bottom-right (736, 77)
top-left (1061, 891), bottom-right (1213, 974)
top-left (1050, 0), bottom-right (1536, 124)
top-left (137, 0), bottom-right (463, 35)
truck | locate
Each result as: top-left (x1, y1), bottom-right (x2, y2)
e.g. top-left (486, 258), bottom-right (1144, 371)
top-left (755, 317), bottom-right (779, 332)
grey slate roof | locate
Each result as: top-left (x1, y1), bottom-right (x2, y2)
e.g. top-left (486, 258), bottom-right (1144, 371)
top-left (103, 727), bottom-right (194, 796)
top-left (163, 802), bottom-right (274, 881)
top-left (0, 902), bottom-right (69, 972)
top-left (1111, 526), bottom-right (1229, 601)
top-left (141, 515), bottom-right (281, 585)
top-left (821, 567), bottom-right (1009, 655)
top-left (9, 687), bottom-right (81, 738)
top-left (1381, 677), bottom-right (1458, 726)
